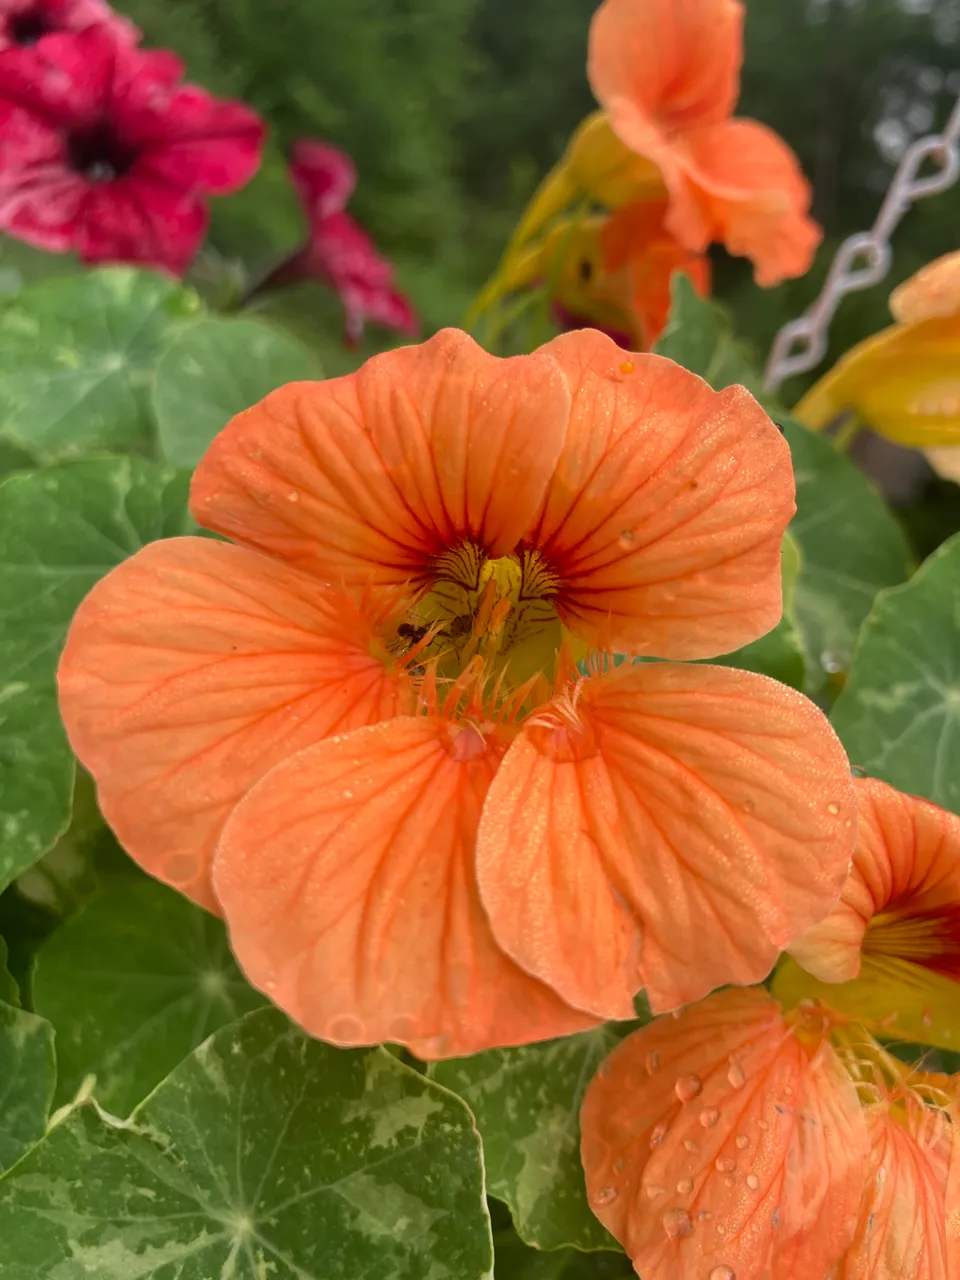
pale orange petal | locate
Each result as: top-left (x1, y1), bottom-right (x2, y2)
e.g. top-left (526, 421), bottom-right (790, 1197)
top-left (790, 777), bottom-right (960, 985)
top-left (527, 329), bottom-right (794, 658)
top-left (212, 717), bottom-right (597, 1057)
top-left (580, 988), bottom-right (869, 1280)
top-left (190, 329), bottom-right (571, 586)
top-left (57, 538), bottom-right (411, 911)
top-left (669, 119), bottom-right (822, 285)
top-left (839, 1102), bottom-right (954, 1280)
top-left (891, 251), bottom-right (960, 324)
top-left (588, 0), bottom-right (743, 144)
top-left (476, 661), bottom-right (856, 1018)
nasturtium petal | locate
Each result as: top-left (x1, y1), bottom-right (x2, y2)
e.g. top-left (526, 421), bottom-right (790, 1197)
top-left (214, 717), bottom-right (595, 1059)
top-left (477, 660), bottom-right (856, 1018)
top-left (190, 327), bottom-right (570, 586)
top-left (0, 268), bottom-right (200, 461)
top-left (431, 1018), bottom-right (646, 1251)
top-left (0, 1007), bottom-right (494, 1280)
top-left (580, 989), bottom-right (870, 1280)
top-left (0, 458), bottom-right (194, 893)
top-left (0, 1001), bottom-right (55, 1173)
top-left (529, 329), bottom-right (794, 659)
top-left (33, 876), bottom-right (264, 1117)
top-left (152, 315), bottom-right (324, 468)
top-left (830, 534), bottom-right (960, 813)
top-left (782, 419), bottom-right (913, 691)
top-left (58, 536), bottom-right (412, 911)
top-left (890, 250), bottom-right (960, 324)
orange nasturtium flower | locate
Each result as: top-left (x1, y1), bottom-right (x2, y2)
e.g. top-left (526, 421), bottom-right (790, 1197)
top-left (775, 776), bottom-right (960, 1054)
top-left (794, 249), bottom-right (960, 479)
top-left (58, 328), bottom-right (857, 1058)
top-left (580, 987), bottom-right (959, 1280)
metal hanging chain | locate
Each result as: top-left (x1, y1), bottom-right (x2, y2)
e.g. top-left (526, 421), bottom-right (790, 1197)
top-left (764, 92), bottom-right (960, 395)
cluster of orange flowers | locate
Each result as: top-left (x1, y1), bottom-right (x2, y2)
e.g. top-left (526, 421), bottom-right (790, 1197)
top-left (57, 323), bottom-right (960, 1277)
top-left (474, 0), bottom-right (821, 348)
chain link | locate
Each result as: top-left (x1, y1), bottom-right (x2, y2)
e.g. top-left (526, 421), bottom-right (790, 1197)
top-left (763, 92), bottom-right (960, 395)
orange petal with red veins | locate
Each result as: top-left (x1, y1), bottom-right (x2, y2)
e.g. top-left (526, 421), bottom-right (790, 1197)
top-left (527, 330), bottom-right (794, 658)
top-left (579, 988), bottom-right (869, 1280)
top-left (891, 250), bottom-right (960, 324)
top-left (839, 1102), bottom-right (954, 1280)
top-left (212, 717), bottom-right (597, 1057)
top-left (57, 537), bottom-right (411, 911)
top-left (791, 776), bottom-right (960, 985)
top-left (588, 0), bottom-right (743, 144)
top-left (476, 661), bottom-right (856, 1019)
top-left (190, 328), bottom-right (570, 586)
top-left (669, 119), bottom-right (822, 285)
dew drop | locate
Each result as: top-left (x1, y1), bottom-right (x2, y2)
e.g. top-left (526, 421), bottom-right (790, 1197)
top-left (699, 1107), bottom-right (720, 1128)
top-left (727, 1059), bottom-right (746, 1089)
top-left (820, 650), bottom-right (841, 674)
top-left (620, 360), bottom-right (635, 375)
top-left (646, 1184), bottom-right (666, 1200)
top-left (286, 490), bottom-right (300, 503)
top-left (741, 798), bottom-right (755, 813)
top-left (827, 802), bottom-right (841, 815)
top-left (675, 1073), bottom-right (703, 1103)
top-left (698, 1210), bottom-right (712, 1222)
top-left (746, 1174), bottom-right (760, 1191)
top-left (594, 1186), bottom-right (618, 1206)
top-left (676, 1177), bottom-right (693, 1194)
top-left (757, 1118), bottom-right (769, 1131)
top-left (876, 1167), bottom-right (887, 1185)
top-left (922, 1006), bottom-right (934, 1029)
top-left (613, 1157), bottom-right (627, 1173)
top-left (772, 1207), bottom-right (781, 1229)
top-left (735, 1134), bottom-right (749, 1149)
top-left (163, 853), bottom-right (200, 884)
top-left (710, 1267), bottom-right (736, 1280)
top-left (650, 1123), bottom-right (669, 1148)
top-left (646, 1050), bottom-right (661, 1075)
top-left (661, 1208), bottom-right (692, 1240)
top-left (715, 1156), bottom-right (735, 1173)
top-left (851, 764), bottom-right (868, 778)
top-left (684, 1138), bottom-right (700, 1153)
top-left (618, 529), bottom-right (637, 549)
top-left (723, 1176), bottom-right (735, 1188)
top-left (326, 1014), bottom-right (366, 1045)
top-left (388, 1014), bottom-right (417, 1041)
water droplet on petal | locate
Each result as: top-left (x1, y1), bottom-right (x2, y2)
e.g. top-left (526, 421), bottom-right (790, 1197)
top-left (620, 360), bottom-right (635, 375)
top-left (710, 1267), bottom-right (736, 1280)
top-left (727, 1059), bottom-right (746, 1088)
top-left (646, 1050), bottom-right (661, 1075)
top-left (772, 1207), bottom-right (780, 1229)
top-left (698, 1209), bottom-right (712, 1222)
top-left (699, 1107), bottom-right (720, 1128)
top-left (594, 1186), bottom-right (618, 1206)
top-left (326, 1014), bottom-right (366, 1045)
top-left (676, 1177), bottom-right (693, 1194)
top-left (618, 530), bottom-right (637, 549)
top-left (746, 1174), bottom-right (760, 1191)
top-left (661, 1208), bottom-right (692, 1240)
top-left (715, 1156), bottom-right (735, 1173)
top-left (613, 1157), bottom-right (626, 1173)
top-left (827, 802), bottom-right (841, 815)
top-left (650, 1123), bottom-right (669, 1148)
top-left (675, 1073), bottom-right (703, 1103)
top-left (757, 1118), bottom-right (769, 1131)
top-left (876, 1167), bottom-right (887, 1185)
top-left (742, 798), bottom-right (755, 813)
top-left (646, 1184), bottom-right (666, 1200)
top-left (735, 1134), bottom-right (749, 1149)
top-left (684, 1138), bottom-right (699, 1153)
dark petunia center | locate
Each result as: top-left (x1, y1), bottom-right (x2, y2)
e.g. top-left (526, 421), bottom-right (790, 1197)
top-left (9, 9), bottom-right (52, 44)
top-left (67, 122), bottom-right (137, 183)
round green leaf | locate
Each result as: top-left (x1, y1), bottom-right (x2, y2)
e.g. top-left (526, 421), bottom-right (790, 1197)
top-left (432, 1021), bottom-right (643, 1252)
top-left (0, 1007), bottom-right (494, 1280)
top-left (33, 877), bottom-right (265, 1116)
top-left (712, 532), bottom-right (805, 688)
top-left (0, 1001), bottom-right (55, 1172)
top-left (781, 420), bottom-right (913, 690)
top-left (0, 937), bottom-right (18, 1006)
top-left (0, 268), bottom-right (200, 461)
top-left (830, 533), bottom-right (960, 812)
top-left (653, 274), bottom-right (768, 403)
top-left (0, 458), bottom-right (195, 891)
top-left (152, 315), bottom-right (323, 468)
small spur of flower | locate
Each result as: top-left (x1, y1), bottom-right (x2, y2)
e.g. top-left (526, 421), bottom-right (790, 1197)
top-left (0, 0), bottom-right (136, 51)
top-left (775, 774), bottom-right (960, 1055)
top-left (253, 140), bottom-right (418, 345)
top-left (59, 328), bottom-right (856, 1058)
top-left (0, 24), bottom-right (264, 273)
top-left (580, 988), bottom-right (959, 1280)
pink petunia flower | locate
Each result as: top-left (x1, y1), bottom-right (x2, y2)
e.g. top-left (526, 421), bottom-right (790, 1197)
top-left (0, 25), bottom-right (264, 274)
top-left (0, 0), bottom-right (136, 51)
top-left (261, 140), bottom-right (418, 345)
